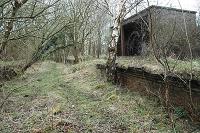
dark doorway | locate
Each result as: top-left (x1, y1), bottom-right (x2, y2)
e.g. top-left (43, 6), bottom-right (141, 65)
top-left (118, 17), bottom-right (148, 56)
top-left (124, 22), bottom-right (145, 56)
top-left (126, 31), bottom-right (141, 55)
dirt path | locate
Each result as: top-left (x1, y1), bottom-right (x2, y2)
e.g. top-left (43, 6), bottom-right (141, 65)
top-left (0, 60), bottom-right (198, 133)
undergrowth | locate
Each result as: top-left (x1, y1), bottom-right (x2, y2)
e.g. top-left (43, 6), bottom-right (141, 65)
top-left (0, 59), bottom-right (198, 132)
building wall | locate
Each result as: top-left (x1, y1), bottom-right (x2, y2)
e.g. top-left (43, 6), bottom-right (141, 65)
top-left (149, 7), bottom-right (197, 58)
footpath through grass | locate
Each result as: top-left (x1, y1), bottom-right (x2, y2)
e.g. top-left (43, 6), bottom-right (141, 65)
top-left (0, 60), bottom-right (198, 132)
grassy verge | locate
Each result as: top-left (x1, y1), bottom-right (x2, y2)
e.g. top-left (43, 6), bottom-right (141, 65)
top-left (116, 56), bottom-right (200, 79)
top-left (0, 59), bottom-right (198, 132)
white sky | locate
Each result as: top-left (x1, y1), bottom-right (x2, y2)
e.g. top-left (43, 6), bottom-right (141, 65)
top-left (112, 0), bottom-right (199, 19)
top-left (152, 0), bottom-right (199, 11)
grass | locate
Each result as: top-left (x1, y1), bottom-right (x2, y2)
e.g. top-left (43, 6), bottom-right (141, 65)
top-left (0, 59), bottom-right (198, 132)
top-left (116, 56), bottom-right (200, 79)
top-left (0, 60), bottom-right (25, 67)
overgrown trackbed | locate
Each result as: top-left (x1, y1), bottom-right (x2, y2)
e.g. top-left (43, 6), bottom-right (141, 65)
top-left (0, 60), bottom-right (197, 132)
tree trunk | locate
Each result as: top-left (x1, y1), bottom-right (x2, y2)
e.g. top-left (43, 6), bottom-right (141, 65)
top-left (92, 43), bottom-right (96, 58)
top-left (107, 0), bottom-right (126, 81)
top-left (72, 46), bottom-right (79, 63)
top-left (88, 38), bottom-right (92, 55)
top-left (22, 58), bottom-right (37, 72)
top-left (97, 30), bottom-right (101, 58)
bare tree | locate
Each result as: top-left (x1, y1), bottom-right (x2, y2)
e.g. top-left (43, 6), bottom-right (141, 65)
top-left (0, 0), bottom-right (29, 56)
top-left (0, 0), bottom-right (62, 59)
top-left (106, 0), bottom-right (126, 81)
top-left (106, 0), bottom-right (145, 81)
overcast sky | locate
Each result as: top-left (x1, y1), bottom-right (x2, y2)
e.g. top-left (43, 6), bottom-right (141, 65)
top-left (153, 0), bottom-right (199, 11)
top-left (113, 0), bottom-right (199, 18)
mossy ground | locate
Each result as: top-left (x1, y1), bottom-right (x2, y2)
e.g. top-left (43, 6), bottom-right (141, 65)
top-left (116, 56), bottom-right (200, 80)
top-left (0, 59), bottom-right (198, 132)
